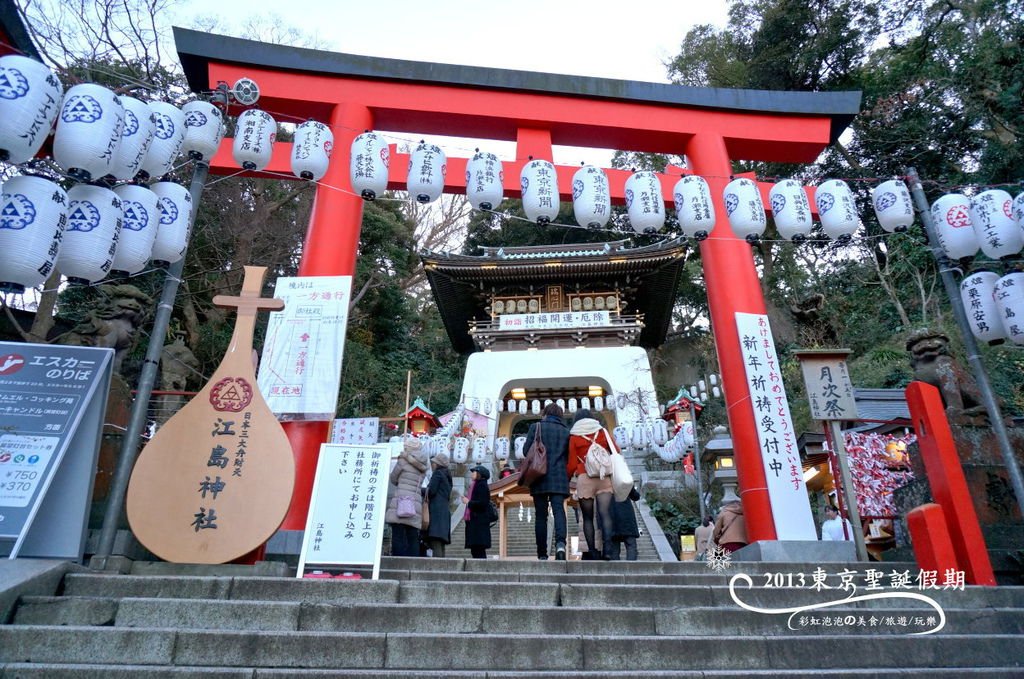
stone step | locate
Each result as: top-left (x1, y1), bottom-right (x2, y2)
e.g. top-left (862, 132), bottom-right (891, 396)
top-left (1, 627), bottom-right (1021, 671)
top-left (13, 596), bottom-right (1023, 636)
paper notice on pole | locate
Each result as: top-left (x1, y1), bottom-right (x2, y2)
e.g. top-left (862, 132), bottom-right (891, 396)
top-left (735, 313), bottom-right (816, 540)
top-left (330, 417), bottom-right (380, 445)
top-left (257, 276), bottom-right (352, 421)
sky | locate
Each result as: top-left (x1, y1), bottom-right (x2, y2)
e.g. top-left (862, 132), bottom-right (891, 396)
top-left (171, 0), bottom-right (732, 164)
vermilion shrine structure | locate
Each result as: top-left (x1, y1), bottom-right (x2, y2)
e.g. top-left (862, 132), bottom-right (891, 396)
top-left (174, 28), bottom-right (861, 543)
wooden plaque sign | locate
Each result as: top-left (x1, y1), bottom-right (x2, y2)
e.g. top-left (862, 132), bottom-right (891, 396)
top-left (127, 266), bottom-right (296, 563)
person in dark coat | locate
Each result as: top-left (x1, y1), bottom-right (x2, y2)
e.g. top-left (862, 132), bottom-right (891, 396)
top-left (608, 486), bottom-right (641, 561)
top-left (425, 452), bottom-right (453, 557)
top-left (462, 465), bottom-right (492, 559)
top-left (522, 403), bottom-right (571, 560)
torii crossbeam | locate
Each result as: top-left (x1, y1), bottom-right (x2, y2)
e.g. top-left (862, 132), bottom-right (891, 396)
top-left (175, 27), bottom-right (861, 542)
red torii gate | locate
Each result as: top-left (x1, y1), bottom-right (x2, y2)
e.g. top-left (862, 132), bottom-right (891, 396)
top-left (175, 27), bottom-right (860, 542)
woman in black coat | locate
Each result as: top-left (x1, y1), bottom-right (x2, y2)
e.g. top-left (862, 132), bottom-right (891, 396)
top-left (522, 403), bottom-right (570, 560)
top-left (462, 465), bottom-right (492, 558)
top-left (609, 486), bottom-right (641, 561)
top-left (425, 452), bottom-right (453, 557)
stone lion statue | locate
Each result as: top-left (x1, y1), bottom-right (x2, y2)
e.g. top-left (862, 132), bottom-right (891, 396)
top-left (63, 284), bottom-right (153, 373)
top-left (906, 328), bottom-right (987, 423)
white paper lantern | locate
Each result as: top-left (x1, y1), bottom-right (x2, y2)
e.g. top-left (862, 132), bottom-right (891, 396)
top-left (149, 181), bottom-right (192, 266)
top-left (529, 399), bottom-right (540, 415)
top-left (231, 109), bottom-right (276, 171)
top-left (581, 397), bottom-right (591, 411)
top-left (613, 426), bottom-right (629, 452)
top-left (673, 175), bottom-right (715, 240)
top-left (555, 398), bottom-right (565, 411)
top-left (994, 272), bottom-right (1024, 345)
top-left (0, 175), bottom-right (67, 293)
top-left (0, 55), bottom-right (63, 165)
top-left (111, 184), bottom-right (158, 275)
top-left (572, 165), bottom-right (610, 229)
top-left (1013, 191), bottom-right (1024, 233)
top-left (471, 437), bottom-right (487, 463)
top-left (520, 158), bottom-right (559, 224)
top-left (350, 131), bottom-right (389, 200)
top-left (508, 398), bottom-right (517, 413)
top-left (436, 436), bottom-right (452, 455)
top-left (140, 102), bottom-right (185, 180)
top-left (181, 100), bottom-right (225, 162)
top-left (815, 180), bottom-right (859, 242)
top-left (723, 177), bottom-right (766, 241)
top-left (291, 120), bottom-right (333, 181)
top-left (469, 397), bottom-right (480, 413)
top-left (624, 170), bottom-right (665, 234)
top-left (495, 437), bottom-right (509, 461)
top-left (567, 398), bottom-right (578, 414)
top-left (453, 437), bottom-right (469, 464)
top-left (514, 436), bottom-right (527, 459)
top-left (496, 398), bottom-right (505, 413)
top-left (407, 141), bottom-right (446, 203)
top-left (107, 97), bottom-right (155, 182)
top-left (483, 398), bottom-right (492, 415)
top-left (960, 272), bottom-right (1006, 344)
top-left (53, 84), bottom-right (124, 182)
top-left (971, 190), bottom-right (1022, 260)
top-left (770, 179), bottom-right (813, 242)
top-left (653, 419), bottom-right (669, 446)
top-left (872, 179), bottom-right (914, 233)
top-left (616, 393), bottom-right (627, 411)
top-left (518, 399), bottom-right (527, 415)
top-left (58, 184), bottom-right (121, 285)
top-left (466, 150), bottom-right (503, 211)
top-left (930, 193), bottom-right (979, 260)
top-left (630, 422), bottom-right (647, 450)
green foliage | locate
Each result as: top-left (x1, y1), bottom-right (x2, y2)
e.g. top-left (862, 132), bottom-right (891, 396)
top-left (644, 487), bottom-right (703, 556)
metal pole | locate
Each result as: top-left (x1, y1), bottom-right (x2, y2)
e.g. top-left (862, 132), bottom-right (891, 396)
top-left (95, 161), bottom-right (210, 562)
top-left (906, 167), bottom-right (1024, 521)
top-left (690, 401), bottom-right (707, 522)
top-left (827, 420), bottom-right (869, 561)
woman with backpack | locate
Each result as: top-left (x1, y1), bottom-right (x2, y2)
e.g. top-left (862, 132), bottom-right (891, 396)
top-left (462, 465), bottom-right (492, 559)
top-left (568, 409), bottom-right (618, 560)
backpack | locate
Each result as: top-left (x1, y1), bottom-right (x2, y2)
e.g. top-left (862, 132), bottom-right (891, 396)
top-left (584, 431), bottom-right (614, 479)
top-left (487, 501), bottom-right (500, 526)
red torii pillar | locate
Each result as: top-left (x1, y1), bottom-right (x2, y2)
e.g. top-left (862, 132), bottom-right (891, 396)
top-left (175, 27), bottom-right (860, 539)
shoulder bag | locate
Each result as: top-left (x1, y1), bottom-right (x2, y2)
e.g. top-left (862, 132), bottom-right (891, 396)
top-left (518, 421), bottom-right (548, 488)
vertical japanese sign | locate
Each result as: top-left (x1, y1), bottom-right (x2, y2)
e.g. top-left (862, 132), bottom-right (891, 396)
top-left (330, 417), bottom-right (380, 445)
top-left (797, 352), bottom-right (858, 421)
top-left (297, 443), bottom-right (390, 579)
top-left (257, 276), bottom-right (352, 420)
top-left (735, 313), bottom-right (816, 540)
top-left (0, 342), bottom-right (113, 559)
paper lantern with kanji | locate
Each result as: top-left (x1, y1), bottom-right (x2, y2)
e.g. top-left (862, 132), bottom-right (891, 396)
top-left (53, 84), bottom-right (124, 182)
top-left (994, 272), bottom-right (1024, 344)
top-left (471, 437), bottom-right (487, 463)
top-left (970, 190), bottom-right (1022, 260)
top-left (150, 181), bottom-right (192, 266)
top-left (108, 96), bottom-right (155, 182)
top-left (815, 180), bottom-right (859, 242)
top-left (466, 150), bottom-right (503, 211)
top-left (291, 120), bottom-right (333, 181)
top-left (0, 55), bottom-right (63, 165)
top-left (930, 193), bottom-right (979, 260)
top-left (572, 165), bottom-right (610, 229)
top-left (567, 398), bottom-right (578, 413)
top-left (723, 177), bottom-right (765, 242)
top-left (494, 436), bottom-right (509, 461)
top-left (181, 100), bottom-right (225, 162)
top-left (872, 179), bottom-right (914, 233)
top-left (770, 179), bottom-right (813, 242)
top-left (518, 399), bottom-right (527, 415)
top-left (140, 102), bottom-right (185, 180)
top-left (653, 418), bottom-right (669, 446)
top-left (407, 141), bottom-right (446, 203)
top-left (1014, 191), bottom-right (1024, 231)
top-left (231, 109), bottom-right (276, 171)
top-left (673, 175), bottom-right (715, 240)
top-left (0, 175), bottom-right (67, 293)
top-left (58, 183), bottom-right (121, 285)
top-left (593, 396), bottom-right (604, 411)
top-left (350, 131), bottom-right (389, 200)
top-left (613, 425), bottom-right (629, 451)
top-left (521, 158), bottom-right (559, 224)
top-left (453, 437), bottom-right (469, 464)
top-left (960, 271), bottom-right (1006, 344)
top-left (514, 436), bottom-right (527, 459)
top-left (630, 422), bottom-right (647, 450)
top-left (111, 184), bottom-right (158, 276)
top-left (625, 170), bottom-right (665, 234)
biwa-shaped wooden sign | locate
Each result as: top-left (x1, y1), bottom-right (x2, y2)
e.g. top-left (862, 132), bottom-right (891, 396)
top-left (127, 266), bottom-right (295, 563)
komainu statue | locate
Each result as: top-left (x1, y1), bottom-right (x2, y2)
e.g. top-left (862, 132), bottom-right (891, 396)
top-left (906, 328), bottom-right (987, 424)
top-left (63, 284), bottom-right (152, 373)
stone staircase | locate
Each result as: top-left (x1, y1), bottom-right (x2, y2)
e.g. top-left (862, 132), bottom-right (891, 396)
top-left (2, 556), bottom-right (1022, 676)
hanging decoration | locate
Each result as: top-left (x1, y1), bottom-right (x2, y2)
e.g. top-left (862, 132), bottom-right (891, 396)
top-left (520, 158), bottom-right (559, 224)
top-left (613, 425), bottom-right (629, 452)
top-left (843, 431), bottom-right (916, 517)
top-left (580, 396), bottom-right (591, 411)
top-left (58, 183), bottom-right (121, 285)
top-left (567, 398), bottom-right (578, 413)
top-left (494, 436), bottom-right (509, 461)
top-left (815, 179), bottom-right (859, 242)
top-left (231, 109), bottom-right (276, 171)
top-left (624, 170), bottom-right (665, 234)
top-left (452, 436), bottom-right (469, 464)
top-left (466, 150), bottom-right (503, 211)
top-left (514, 435), bottom-right (527, 459)
top-left (960, 272), bottom-right (1006, 345)
top-left (53, 83), bottom-right (124, 182)
top-left (140, 101), bottom-right (185, 180)
top-left (149, 181), bottom-right (192, 266)
top-left (970, 189), bottom-right (1022, 260)
top-left (108, 96), bottom-right (155, 182)
top-left (518, 399), bottom-right (527, 415)
top-left (0, 175), bottom-right (67, 293)
top-left (181, 100), bottom-right (225, 162)
top-left (871, 179), bottom-right (914, 233)
top-left (723, 177), bottom-right (765, 242)
top-left (111, 184), bottom-right (158, 276)
top-left (593, 395), bottom-right (604, 411)
top-left (507, 398), bottom-right (516, 413)
top-left (930, 193), bottom-right (979, 260)
top-left (407, 141), bottom-right (446, 203)
top-left (0, 55), bottom-right (63, 165)
top-left (531, 399), bottom-right (540, 415)
top-left (350, 131), bottom-right (389, 200)
top-left (471, 437), bottom-right (487, 463)
top-left (769, 179), bottom-right (812, 242)
top-left (994, 272), bottom-right (1024, 345)
top-left (496, 398), bottom-right (504, 413)
top-left (291, 120), bottom-right (333, 181)
top-left (572, 164), bottom-right (610, 229)
top-left (673, 175), bottom-right (715, 240)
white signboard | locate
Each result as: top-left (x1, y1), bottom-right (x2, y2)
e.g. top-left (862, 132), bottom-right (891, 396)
top-left (498, 310), bottom-right (610, 331)
top-left (735, 313), bottom-right (816, 540)
top-left (799, 356), bottom-right (858, 421)
top-left (330, 417), bottom-right (380, 445)
top-left (297, 443), bottom-right (390, 578)
top-left (258, 276), bottom-right (352, 421)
